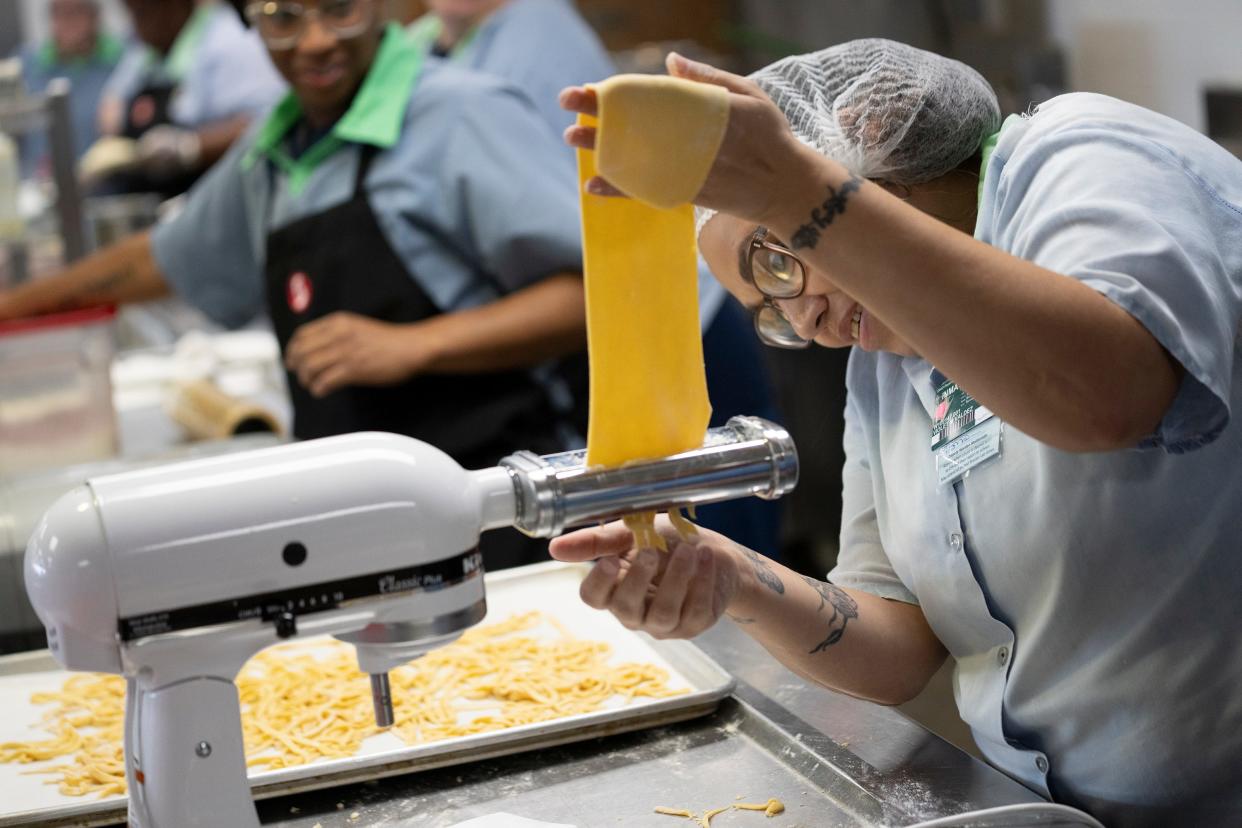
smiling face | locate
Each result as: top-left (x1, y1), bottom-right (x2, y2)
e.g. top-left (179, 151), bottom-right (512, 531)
top-left (50, 0), bottom-right (100, 60)
top-left (264, 0), bottom-right (385, 129)
top-left (122, 0), bottom-right (194, 54)
top-left (699, 212), bottom-right (918, 357)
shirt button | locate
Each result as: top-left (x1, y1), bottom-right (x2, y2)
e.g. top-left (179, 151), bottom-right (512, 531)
top-left (997, 646), bottom-right (1010, 667)
top-left (1035, 755), bottom-right (1049, 774)
top-left (948, 533), bottom-right (963, 551)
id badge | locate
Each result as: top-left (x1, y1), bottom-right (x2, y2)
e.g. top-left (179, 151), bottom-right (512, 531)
top-left (931, 374), bottom-right (1002, 486)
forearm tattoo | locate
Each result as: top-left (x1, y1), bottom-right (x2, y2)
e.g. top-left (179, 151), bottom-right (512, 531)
top-left (741, 548), bottom-right (784, 595)
top-left (803, 576), bottom-right (859, 654)
top-left (789, 173), bottom-right (863, 251)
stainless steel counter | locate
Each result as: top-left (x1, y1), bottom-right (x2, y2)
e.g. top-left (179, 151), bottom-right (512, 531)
top-left (1, 579), bottom-right (1048, 827)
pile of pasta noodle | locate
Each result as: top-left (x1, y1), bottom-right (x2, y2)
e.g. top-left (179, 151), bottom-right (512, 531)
top-left (0, 611), bottom-right (684, 798)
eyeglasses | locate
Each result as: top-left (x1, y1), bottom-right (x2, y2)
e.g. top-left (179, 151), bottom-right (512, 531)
top-left (245, 0), bottom-right (374, 50)
top-left (741, 227), bottom-right (810, 349)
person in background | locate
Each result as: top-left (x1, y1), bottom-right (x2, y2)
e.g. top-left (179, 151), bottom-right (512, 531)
top-left (94, 0), bottom-right (286, 195)
top-left (408, 0), bottom-right (610, 137)
top-left (411, 0), bottom-right (787, 559)
top-left (555, 41), bottom-right (1242, 826)
top-left (0, 0), bottom-right (586, 572)
top-left (15, 0), bottom-right (123, 178)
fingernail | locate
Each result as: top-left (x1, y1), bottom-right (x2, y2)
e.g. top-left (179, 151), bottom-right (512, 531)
top-left (585, 178), bottom-right (606, 195)
top-left (595, 556), bottom-right (618, 575)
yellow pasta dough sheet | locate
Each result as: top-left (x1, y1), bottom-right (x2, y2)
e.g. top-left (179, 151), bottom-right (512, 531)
top-left (592, 74), bottom-right (730, 210)
top-left (0, 563), bottom-right (733, 826)
top-left (578, 112), bottom-right (712, 470)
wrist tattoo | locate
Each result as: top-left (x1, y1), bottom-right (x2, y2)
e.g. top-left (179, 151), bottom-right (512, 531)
top-left (789, 174), bottom-right (863, 251)
top-left (741, 548), bottom-right (784, 595)
top-left (803, 576), bottom-right (859, 654)
top-left (727, 614), bottom-right (756, 625)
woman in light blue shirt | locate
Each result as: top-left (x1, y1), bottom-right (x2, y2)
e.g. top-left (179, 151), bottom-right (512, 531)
top-left (553, 40), bottom-right (1242, 827)
top-left (16, 0), bottom-right (123, 178)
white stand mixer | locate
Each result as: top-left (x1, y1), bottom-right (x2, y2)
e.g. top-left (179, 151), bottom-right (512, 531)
top-left (23, 417), bottom-right (797, 827)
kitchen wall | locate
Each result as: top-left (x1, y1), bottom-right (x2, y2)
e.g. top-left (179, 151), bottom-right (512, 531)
top-left (1046, 0), bottom-right (1242, 132)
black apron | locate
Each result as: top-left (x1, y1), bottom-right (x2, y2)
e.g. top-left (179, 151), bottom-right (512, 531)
top-left (121, 80), bottom-right (176, 140)
top-left (106, 80), bottom-right (200, 197)
top-left (265, 145), bottom-right (570, 570)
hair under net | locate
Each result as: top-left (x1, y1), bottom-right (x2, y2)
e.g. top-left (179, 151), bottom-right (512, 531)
top-left (753, 38), bottom-right (1000, 185)
top-left (695, 40), bottom-right (999, 236)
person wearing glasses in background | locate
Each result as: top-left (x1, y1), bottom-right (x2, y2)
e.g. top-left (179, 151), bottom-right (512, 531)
top-left (13, 0), bottom-right (123, 179)
top-left (0, 0), bottom-right (589, 571)
top-left (91, 0), bottom-right (286, 194)
top-left (409, 0), bottom-right (787, 559)
top-left (553, 41), bottom-right (1242, 827)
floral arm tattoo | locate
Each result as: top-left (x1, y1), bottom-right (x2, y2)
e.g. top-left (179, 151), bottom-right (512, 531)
top-left (803, 576), bottom-right (859, 654)
top-left (741, 548), bottom-right (784, 595)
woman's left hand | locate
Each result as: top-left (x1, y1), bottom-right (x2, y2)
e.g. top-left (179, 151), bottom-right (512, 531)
top-left (285, 312), bottom-right (434, 397)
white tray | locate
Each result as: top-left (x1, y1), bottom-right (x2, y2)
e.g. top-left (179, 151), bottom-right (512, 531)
top-left (0, 562), bottom-right (734, 827)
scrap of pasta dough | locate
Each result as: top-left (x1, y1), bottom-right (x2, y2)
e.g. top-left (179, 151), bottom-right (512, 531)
top-left (577, 110), bottom-right (712, 471)
top-left (654, 807), bottom-right (695, 818)
top-left (593, 74), bottom-right (731, 209)
top-left (653, 797), bottom-right (786, 824)
top-left (735, 799), bottom-right (785, 817)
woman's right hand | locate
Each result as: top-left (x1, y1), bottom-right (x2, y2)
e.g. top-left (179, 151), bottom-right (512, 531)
top-left (559, 53), bottom-right (821, 229)
top-left (548, 518), bottom-right (745, 639)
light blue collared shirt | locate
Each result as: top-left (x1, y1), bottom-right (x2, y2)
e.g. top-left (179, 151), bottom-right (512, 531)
top-left (830, 93), bottom-right (1242, 827)
top-left (411, 0), bottom-right (614, 138)
top-left (17, 36), bottom-right (123, 176)
top-left (409, 0), bottom-right (725, 329)
top-left (102, 2), bottom-right (285, 129)
top-left (150, 49), bottom-right (582, 331)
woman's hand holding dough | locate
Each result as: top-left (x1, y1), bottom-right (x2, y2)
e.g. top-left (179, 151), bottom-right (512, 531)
top-left (559, 52), bottom-right (820, 227)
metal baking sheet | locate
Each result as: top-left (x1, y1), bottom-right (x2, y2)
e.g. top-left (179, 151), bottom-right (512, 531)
top-left (249, 690), bottom-right (900, 828)
top-left (0, 562), bottom-right (734, 827)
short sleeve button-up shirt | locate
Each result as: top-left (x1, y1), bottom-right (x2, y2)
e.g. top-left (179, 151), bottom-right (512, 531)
top-left (830, 93), bottom-right (1242, 827)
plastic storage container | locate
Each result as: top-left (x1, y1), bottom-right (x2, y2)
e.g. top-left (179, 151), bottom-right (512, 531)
top-left (0, 307), bottom-right (119, 476)
top-left (0, 131), bottom-right (21, 243)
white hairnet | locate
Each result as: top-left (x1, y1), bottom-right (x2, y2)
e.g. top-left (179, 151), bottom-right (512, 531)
top-left (697, 39), bottom-right (1000, 236)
